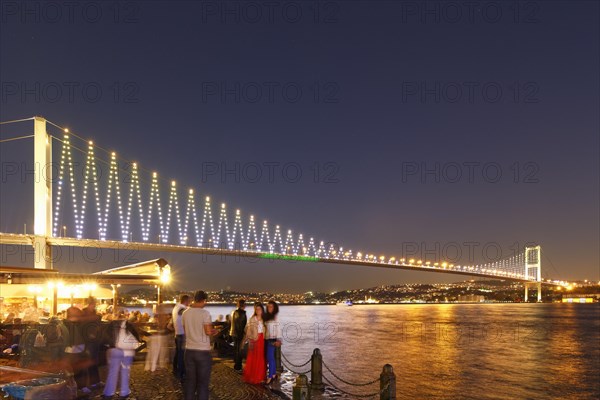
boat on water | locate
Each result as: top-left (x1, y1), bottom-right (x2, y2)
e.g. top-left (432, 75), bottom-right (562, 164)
top-left (337, 300), bottom-right (353, 306)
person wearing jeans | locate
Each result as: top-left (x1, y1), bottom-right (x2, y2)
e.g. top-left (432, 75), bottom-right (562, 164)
top-left (102, 319), bottom-right (142, 399)
top-left (184, 350), bottom-right (212, 400)
top-left (182, 290), bottom-right (217, 400)
top-left (264, 300), bottom-right (282, 384)
top-left (104, 348), bottom-right (134, 398)
top-left (172, 294), bottom-right (190, 380)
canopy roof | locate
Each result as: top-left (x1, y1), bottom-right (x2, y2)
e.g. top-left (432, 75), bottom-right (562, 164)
top-left (94, 258), bottom-right (169, 276)
top-left (0, 259), bottom-right (171, 286)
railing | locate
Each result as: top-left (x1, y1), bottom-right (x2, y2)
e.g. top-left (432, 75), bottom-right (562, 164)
top-left (281, 348), bottom-right (396, 400)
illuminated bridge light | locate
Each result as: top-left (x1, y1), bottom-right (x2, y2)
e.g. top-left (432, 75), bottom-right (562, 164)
top-left (38, 124), bottom-right (541, 285)
top-left (259, 254), bottom-right (320, 262)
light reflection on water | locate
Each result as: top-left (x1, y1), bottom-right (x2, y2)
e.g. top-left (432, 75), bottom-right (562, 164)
top-left (268, 304), bottom-right (598, 399)
top-left (133, 303), bottom-right (600, 399)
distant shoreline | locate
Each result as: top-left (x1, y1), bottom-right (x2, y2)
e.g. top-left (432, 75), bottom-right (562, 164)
top-left (118, 301), bottom-right (565, 308)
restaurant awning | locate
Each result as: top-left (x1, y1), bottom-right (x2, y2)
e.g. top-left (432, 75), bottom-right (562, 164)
top-left (0, 259), bottom-right (171, 286)
top-left (0, 284), bottom-right (113, 299)
top-left (94, 258), bottom-right (170, 280)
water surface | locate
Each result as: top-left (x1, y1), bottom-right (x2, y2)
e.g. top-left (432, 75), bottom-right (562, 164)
top-left (208, 303), bottom-right (599, 399)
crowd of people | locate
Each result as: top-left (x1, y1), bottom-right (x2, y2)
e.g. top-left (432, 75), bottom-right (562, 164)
top-left (0, 292), bottom-right (282, 400)
top-left (173, 292), bottom-right (282, 400)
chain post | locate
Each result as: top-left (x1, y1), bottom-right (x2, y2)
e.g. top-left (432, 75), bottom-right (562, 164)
top-left (380, 364), bottom-right (396, 400)
top-left (310, 348), bottom-right (325, 391)
top-left (293, 374), bottom-right (311, 400)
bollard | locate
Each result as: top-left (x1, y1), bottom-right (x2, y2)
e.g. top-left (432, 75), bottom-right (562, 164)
top-left (380, 364), bottom-right (396, 400)
top-left (275, 344), bottom-right (284, 374)
top-left (293, 374), bottom-right (311, 400)
top-left (310, 348), bottom-right (325, 391)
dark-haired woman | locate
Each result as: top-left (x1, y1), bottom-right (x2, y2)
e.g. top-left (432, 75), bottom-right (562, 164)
top-left (264, 300), bottom-right (281, 384)
top-left (242, 302), bottom-right (266, 384)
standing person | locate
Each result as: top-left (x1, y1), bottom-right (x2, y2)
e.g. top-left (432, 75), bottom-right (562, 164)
top-left (81, 297), bottom-right (103, 392)
top-left (229, 298), bottom-right (247, 372)
top-left (264, 300), bottom-right (282, 384)
top-left (172, 294), bottom-right (190, 381)
top-left (145, 308), bottom-right (171, 372)
top-left (64, 305), bottom-right (88, 393)
top-left (182, 291), bottom-right (217, 400)
top-left (102, 316), bottom-right (142, 399)
top-left (242, 302), bottom-right (266, 385)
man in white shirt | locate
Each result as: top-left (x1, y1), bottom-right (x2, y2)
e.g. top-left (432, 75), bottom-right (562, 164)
top-left (182, 291), bottom-right (217, 400)
top-left (172, 294), bottom-right (190, 381)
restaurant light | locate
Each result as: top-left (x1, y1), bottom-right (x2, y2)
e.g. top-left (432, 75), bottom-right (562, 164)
top-left (160, 268), bottom-right (171, 284)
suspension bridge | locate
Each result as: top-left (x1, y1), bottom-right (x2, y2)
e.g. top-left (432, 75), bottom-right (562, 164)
top-left (0, 117), bottom-right (559, 301)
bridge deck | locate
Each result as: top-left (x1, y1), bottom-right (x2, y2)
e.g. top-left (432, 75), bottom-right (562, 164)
top-left (0, 233), bottom-right (545, 284)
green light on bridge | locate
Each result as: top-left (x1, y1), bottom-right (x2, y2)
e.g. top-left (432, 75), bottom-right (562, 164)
top-left (259, 254), bottom-right (319, 262)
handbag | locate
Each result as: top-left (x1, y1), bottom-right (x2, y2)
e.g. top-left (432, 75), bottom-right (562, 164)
top-left (115, 321), bottom-right (141, 351)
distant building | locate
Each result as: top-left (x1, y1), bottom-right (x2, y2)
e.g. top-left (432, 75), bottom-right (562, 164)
top-left (457, 294), bottom-right (485, 303)
top-left (561, 294), bottom-right (599, 303)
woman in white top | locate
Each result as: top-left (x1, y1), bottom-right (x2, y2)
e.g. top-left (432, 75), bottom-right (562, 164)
top-left (102, 317), bottom-right (142, 398)
top-left (264, 300), bottom-right (281, 384)
top-left (242, 302), bottom-right (266, 384)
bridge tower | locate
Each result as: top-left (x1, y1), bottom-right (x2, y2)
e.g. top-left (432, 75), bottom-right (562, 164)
top-left (524, 245), bottom-right (541, 302)
top-left (33, 116), bottom-right (53, 269)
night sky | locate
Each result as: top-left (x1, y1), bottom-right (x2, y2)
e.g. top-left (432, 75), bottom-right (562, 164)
top-left (1, 1), bottom-right (598, 293)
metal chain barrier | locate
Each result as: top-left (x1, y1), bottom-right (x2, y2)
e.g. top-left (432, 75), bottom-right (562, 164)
top-left (321, 375), bottom-right (390, 399)
top-left (281, 361), bottom-right (311, 375)
top-left (283, 349), bottom-right (395, 399)
top-left (281, 351), bottom-right (311, 368)
top-left (321, 358), bottom-right (380, 387)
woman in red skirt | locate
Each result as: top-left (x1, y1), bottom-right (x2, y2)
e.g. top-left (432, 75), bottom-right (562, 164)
top-left (242, 302), bottom-right (266, 384)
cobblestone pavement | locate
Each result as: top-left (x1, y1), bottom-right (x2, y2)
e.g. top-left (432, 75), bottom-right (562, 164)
top-left (87, 358), bottom-right (284, 400)
top-left (210, 360), bottom-right (284, 400)
top-left (1, 355), bottom-right (285, 400)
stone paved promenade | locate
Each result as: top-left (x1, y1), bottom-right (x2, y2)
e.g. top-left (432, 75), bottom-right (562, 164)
top-left (89, 358), bottom-right (285, 400)
top-left (1, 355), bottom-right (289, 400)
